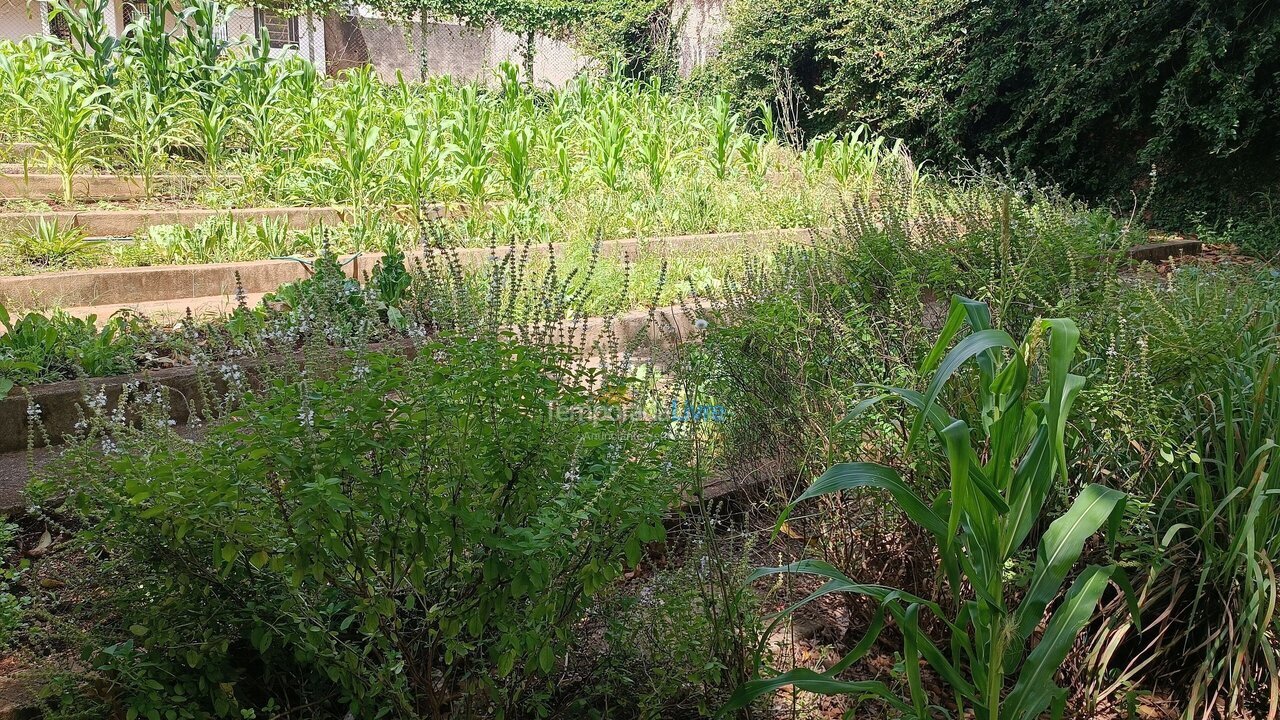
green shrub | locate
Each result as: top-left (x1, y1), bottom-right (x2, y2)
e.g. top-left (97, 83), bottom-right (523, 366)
top-left (562, 538), bottom-right (762, 718)
top-left (31, 334), bottom-right (679, 718)
top-left (572, 0), bottom-right (678, 82)
top-left (0, 305), bottom-right (140, 386)
top-left (710, 0), bottom-right (1280, 227)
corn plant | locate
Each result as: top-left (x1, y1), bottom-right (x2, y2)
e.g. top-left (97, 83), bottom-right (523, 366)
top-left (178, 0), bottom-right (237, 99)
top-left (545, 119), bottom-right (575, 197)
top-left (20, 75), bottom-right (107, 203)
top-left (895, 141), bottom-right (930, 213)
top-left (324, 101), bottom-right (390, 212)
top-left (250, 217), bottom-right (294, 257)
top-left (498, 116), bottom-right (537, 203)
top-left (638, 126), bottom-right (675, 194)
top-left (235, 34), bottom-right (291, 157)
top-left (801, 135), bottom-right (834, 184)
top-left (738, 136), bottom-right (770, 182)
top-left (727, 297), bottom-right (1132, 720)
top-left (586, 90), bottom-right (630, 193)
top-left (49, 0), bottom-right (119, 90)
top-left (708, 94), bottom-right (742, 180)
top-left (111, 85), bottom-right (186, 197)
top-left (448, 89), bottom-right (495, 217)
top-left (396, 111), bottom-right (446, 226)
top-left (284, 58), bottom-right (324, 157)
top-left (122, 0), bottom-right (185, 102)
top-left (828, 132), bottom-right (859, 185)
top-left (186, 88), bottom-right (233, 179)
top-left (757, 101), bottom-right (777, 145)
top-left (0, 39), bottom-right (53, 151)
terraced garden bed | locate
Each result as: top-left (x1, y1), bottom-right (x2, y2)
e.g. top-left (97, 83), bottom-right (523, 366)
top-left (1, 12), bottom-right (1276, 720)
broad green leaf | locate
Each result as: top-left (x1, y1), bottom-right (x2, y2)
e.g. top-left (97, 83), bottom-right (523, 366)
top-left (1006, 565), bottom-right (1117, 720)
top-left (747, 559), bottom-right (931, 607)
top-left (908, 328), bottom-right (1016, 453)
top-left (721, 668), bottom-right (908, 715)
top-left (784, 463), bottom-right (948, 541)
top-left (1002, 425), bottom-right (1056, 558)
top-left (1040, 318), bottom-right (1082, 482)
top-left (1015, 484), bottom-right (1125, 640)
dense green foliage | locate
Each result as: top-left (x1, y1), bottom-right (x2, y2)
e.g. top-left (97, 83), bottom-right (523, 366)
top-left (30, 335), bottom-right (678, 718)
top-left (4, 2), bottom-right (1280, 718)
top-left (708, 0), bottom-right (1280, 227)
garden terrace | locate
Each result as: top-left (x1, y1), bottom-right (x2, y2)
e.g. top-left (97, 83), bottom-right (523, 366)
top-left (0, 228), bottom-right (808, 320)
top-left (2, 4), bottom-right (1280, 720)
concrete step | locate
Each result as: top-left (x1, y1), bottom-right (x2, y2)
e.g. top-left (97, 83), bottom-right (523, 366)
top-left (62, 292), bottom-right (271, 325)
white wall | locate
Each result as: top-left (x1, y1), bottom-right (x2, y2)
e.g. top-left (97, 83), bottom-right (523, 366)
top-left (0, 0), bottom-right (75, 42)
top-left (327, 8), bottom-right (585, 85)
top-left (673, 0), bottom-right (728, 76)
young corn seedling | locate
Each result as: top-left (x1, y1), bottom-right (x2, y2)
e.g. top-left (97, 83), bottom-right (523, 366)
top-left (236, 34), bottom-right (291, 157)
top-left (178, 0), bottom-right (237, 96)
top-left (123, 0), bottom-right (185, 103)
top-left (397, 111), bottom-right (447, 227)
top-left (111, 84), bottom-right (186, 198)
top-left (545, 120), bottom-right (576, 197)
top-left (727, 296), bottom-right (1134, 720)
top-left (638, 126), bottom-right (674, 195)
top-left (186, 88), bottom-right (233, 180)
top-left (828, 131), bottom-right (860, 185)
top-left (284, 59), bottom-right (325, 157)
top-left (49, 0), bottom-right (119, 91)
top-left (448, 89), bottom-right (495, 219)
top-left (736, 102), bottom-right (778, 182)
top-left (802, 135), bottom-right (834, 184)
top-left (586, 91), bottom-right (630, 193)
top-left (739, 136), bottom-right (770, 183)
top-left (708, 94), bottom-right (742, 180)
top-left (0, 39), bottom-right (49, 142)
top-left (324, 101), bottom-right (390, 212)
top-left (498, 116), bottom-right (537, 203)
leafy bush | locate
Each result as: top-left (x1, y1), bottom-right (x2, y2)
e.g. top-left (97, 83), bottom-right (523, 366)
top-left (1084, 270), bottom-right (1280, 717)
top-left (0, 305), bottom-right (140, 386)
top-left (31, 333), bottom-right (680, 718)
top-left (709, 0), bottom-right (1280, 227)
top-left (572, 0), bottom-right (679, 81)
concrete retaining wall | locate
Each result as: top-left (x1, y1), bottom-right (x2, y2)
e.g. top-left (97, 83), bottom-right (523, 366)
top-left (0, 205), bottom-right (355, 238)
top-left (0, 227), bottom-right (812, 310)
top-left (0, 174), bottom-right (240, 202)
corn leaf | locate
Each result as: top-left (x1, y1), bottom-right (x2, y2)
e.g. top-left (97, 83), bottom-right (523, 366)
top-left (1015, 484), bottom-right (1126, 641)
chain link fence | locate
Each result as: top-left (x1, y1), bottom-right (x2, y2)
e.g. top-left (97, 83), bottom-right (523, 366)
top-left (322, 10), bottom-right (588, 86)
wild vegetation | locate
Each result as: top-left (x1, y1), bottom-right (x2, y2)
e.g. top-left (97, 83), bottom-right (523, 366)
top-left (1, 1), bottom-right (1279, 719)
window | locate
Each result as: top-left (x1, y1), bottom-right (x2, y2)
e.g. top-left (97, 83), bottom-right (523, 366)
top-left (44, 2), bottom-right (72, 42)
top-left (254, 8), bottom-right (299, 49)
top-left (123, 0), bottom-right (149, 27)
